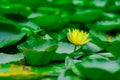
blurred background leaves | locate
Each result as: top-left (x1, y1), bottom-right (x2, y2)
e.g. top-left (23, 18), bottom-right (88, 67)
top-left (0, 0), bottom-right (120, 80)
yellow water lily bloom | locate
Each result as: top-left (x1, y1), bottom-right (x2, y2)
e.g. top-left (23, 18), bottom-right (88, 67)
top-left (67, 29), bottom-right (91, 46)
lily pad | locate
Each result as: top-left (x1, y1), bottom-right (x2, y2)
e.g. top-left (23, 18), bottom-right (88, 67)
top-left (0, 3), bottom-right (32, 17)
top-left (70, 9), bottom-right (102, 22)
top-left (75, 55), bottom-right (120, 80)
top-left (52, 42), bottom-right (76, 60)
top-left (87, 20), bottom-right (120, 31)
top-left (0, 19), bottom-right (25, 48)
top-left (18, 36), bottom-right (58, 65)
top-left (90, 30), bottom-right (120, 58)
top-left (0, 63), bottom-right (64, 80)
top-left (0, 53), bottom-right (24, 64)
top-left (30, 14), bottom-right (68, 31)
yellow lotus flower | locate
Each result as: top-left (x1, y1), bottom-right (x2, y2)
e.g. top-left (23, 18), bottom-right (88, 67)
top-left (67, 29), bottom-right (91, 46)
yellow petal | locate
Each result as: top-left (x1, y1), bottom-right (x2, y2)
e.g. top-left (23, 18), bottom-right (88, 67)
top-left (67, 29), bottom-right (91, 46)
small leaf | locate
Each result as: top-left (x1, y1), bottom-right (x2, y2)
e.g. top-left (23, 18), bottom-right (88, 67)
top-left (52, 42), bottom-right (76, 60)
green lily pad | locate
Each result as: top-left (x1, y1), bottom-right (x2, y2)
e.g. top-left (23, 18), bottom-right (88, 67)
top-left (58, 69), bottom-right (82, 80)
top-left (0, 4), bottom-right (32, 17)
top-left (18, 36), bottom-right (58, 66)
top-left (90, 30), bottom-right (120, 58)
top-left (48, 28), bottom-right (68, 41)
top-left (0, 64), bottom-right (39, 80)
top-left (0, 53), bottom-right (24, 64)
top-left (99, 53), bottom-right (115, 60)
top-left (70, 9), bottom-right (102, 22)
top-left (83, 42), bottom-right (102, 53)
top-left (0, 63), bottom-right (64, 80)
top-left (0, 18), bottom-right (25, 48)
top-left (52, 42), bottom-right (75, 61)
top-left (30, 14), bottom-right (68, 31)
top-left (87, 20), bottom-right (120, 31)
top-left (75, 55), bottom-right (120, 80)
top-left (37, 7), bottom-right (61, 15)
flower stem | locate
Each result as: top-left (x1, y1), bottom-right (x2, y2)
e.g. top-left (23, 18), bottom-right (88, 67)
top-left (74, 45), bottom-right (77, 52)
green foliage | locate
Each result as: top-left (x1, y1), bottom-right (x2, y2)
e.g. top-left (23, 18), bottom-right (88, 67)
top-left (0, 53), bottom-right (24, 64)
top-left (0, 17), bottom-right (25, 48)
top-left (0, 63), bottom-right (64, 80)
top-left (87, 20), bottom-right (120, 31)
top-left (70, 9), bottom-right (102, 22)
top-left (76, 59), bottom-right (119, 80)
top-left (0, 0), bottom-right (120, 80)
top-left (90, 30), bottom-right (120, 58)
top-left (18, 36), bottom-right (58, 66)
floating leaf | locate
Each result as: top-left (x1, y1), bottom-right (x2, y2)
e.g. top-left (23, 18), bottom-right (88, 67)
top-left (87, 20), bottom-right (120, 31)
top-left (52, 42), bottom-right (75, 60)
top-left (0, 18), bottom-right (25, 48)
top-left (18, 36), bottom-right (58, 66)
top-left (90, 30), bottom-right (120, 58)
top-left (70, 9), bottom-right (102, 22)
top-left (0, 63), bottom-right (64, 80)
top-left (0, 53), bottom-right (24, 64)
top-left (75, 55), bottom-right (120, 80)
